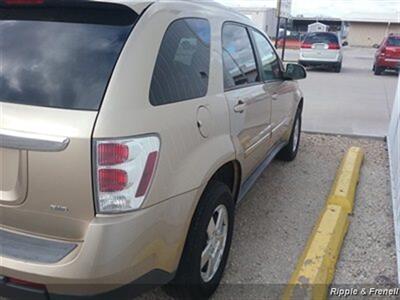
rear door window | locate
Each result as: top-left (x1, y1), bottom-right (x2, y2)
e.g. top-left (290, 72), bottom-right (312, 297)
top-left (0, 5), bottom-right (137, 110)
top-left (150, 18), bottom-right (211, 106)
top-left (222, 23), bottom-right (260, 90)
top-left (251, 29), bottom-right (282, 81)
top-left (304, 32), bottom-right (339, 44)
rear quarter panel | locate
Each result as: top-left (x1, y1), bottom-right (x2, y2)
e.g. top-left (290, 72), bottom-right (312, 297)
top-left (93, 2), bottom-right (236, 208)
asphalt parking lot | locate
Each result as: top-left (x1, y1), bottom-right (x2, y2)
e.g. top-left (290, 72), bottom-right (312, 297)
top-left (138, 48), bottom-right (397, 299)
top-left (283, 47), bottom-right (398, 138)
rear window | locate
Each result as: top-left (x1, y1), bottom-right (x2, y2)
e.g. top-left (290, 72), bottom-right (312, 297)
top-left (0, 6), bottom-right (138, 110)
top-left (387, 36), bottom-right (400, 47)
top-left (304, 32), bottom-right (339, 44)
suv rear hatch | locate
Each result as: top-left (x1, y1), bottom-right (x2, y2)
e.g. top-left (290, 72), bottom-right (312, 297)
top-left (385, 36), bottom-right (400, 59)
top-left (301, 32), bottom-right (340, 60)
top-left (0, 2), bottom-right (138, 241)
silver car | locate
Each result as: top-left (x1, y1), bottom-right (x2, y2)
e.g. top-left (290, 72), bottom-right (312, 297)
top-left (299, 32), bottom-right (343, 72)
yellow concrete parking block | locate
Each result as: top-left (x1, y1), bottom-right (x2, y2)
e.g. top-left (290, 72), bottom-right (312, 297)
top-left (328, 147), bottom-right (364, 214)
top-left (283, 147), bottom-right (364, 300)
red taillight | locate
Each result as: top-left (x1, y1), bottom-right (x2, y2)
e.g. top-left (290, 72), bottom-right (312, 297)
top-left (8, 277), bottom-right (46, 290)
top-left (94, 136), bottom-right (160, 213)
top-left (135, 151), bottom-right (158, 197)
top-left (4, 0), bottom-right (44, 4)
top-left (328, 43), bottom-right (340, 50)
top-left (301, 43), bottom-right (312, 49)
top-left (98, 143), bottom-right (129, 166)
top-left (99, 169), bottom-right (128, 192)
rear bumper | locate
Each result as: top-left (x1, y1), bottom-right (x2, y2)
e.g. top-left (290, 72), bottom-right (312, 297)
top-left (376, 57), bottom-right (400, 69)
top-left (299, 60), bottom-right (340, 66)
top-left (0, 276), bottom-right (47, 300)
top-left (0, 270), bottom-right (173, 300)
top-left (299, 51), bottom-right (342, 65)
top-left (0, 189), bottom-right (199, 297)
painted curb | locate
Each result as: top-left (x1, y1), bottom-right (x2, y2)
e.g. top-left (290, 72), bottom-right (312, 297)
top-left (283, 147), bottom-right (364, 300)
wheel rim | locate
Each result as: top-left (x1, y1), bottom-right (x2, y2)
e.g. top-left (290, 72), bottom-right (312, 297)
top-left (292, 117), bottom-right (300, 153)
top-left (200, 204), bottom-right (229, 283)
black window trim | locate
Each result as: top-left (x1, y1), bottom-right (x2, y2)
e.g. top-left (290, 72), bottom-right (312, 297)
top-left (149, 17), bottom-right (212, 107)
top-left (222, 21), bottom-right (263, 93)
top-left (248, 26), bottom-right (285, 83)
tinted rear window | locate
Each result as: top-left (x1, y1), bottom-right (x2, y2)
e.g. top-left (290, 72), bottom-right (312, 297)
top-left (387, 37), bottom-right (400, 47)
top-left (0, 6), bottom-right (137, 110)
top-left (304, 32), bottom-right (339, 44)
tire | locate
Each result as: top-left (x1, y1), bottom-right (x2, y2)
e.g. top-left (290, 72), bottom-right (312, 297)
top-left (333, 63), bottom-right (342, 73)
top-left (165, 181), bottom-right (235, 299)
top-left (374, 66), bottom-right (384, 75)
top-left (277, 108), bottom-right (302, 162)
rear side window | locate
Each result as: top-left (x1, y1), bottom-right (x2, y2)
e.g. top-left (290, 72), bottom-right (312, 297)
top-left (387, 37), bottom-right (400, 47)
top-left (304, 32), bottom-right (339, 44)
top-left (222, 23), bottom-right (260, 90)
top-left (150, 18), bottom-right (211, 106)
top-left (0, 6), bottom-right (138, 110)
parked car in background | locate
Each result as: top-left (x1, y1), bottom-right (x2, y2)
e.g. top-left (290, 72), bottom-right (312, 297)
top-left (299, 32), bottom-right (343, 72)
top-left (373, 33), bottom-right (400, 75)
top-left (0, 0), bottom-right (307, 299)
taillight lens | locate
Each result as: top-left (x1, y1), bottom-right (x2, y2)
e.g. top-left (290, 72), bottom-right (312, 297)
top-left (99, 169), bottom-right (128, 192)
top-left (301, 43), bottom-right (312, 49)
top-left (94, 135), bottom-right (160, 213)
top-left (328, 43), bottom-right (340, 50)
top-left (98, 143), bottom-right (129, 166)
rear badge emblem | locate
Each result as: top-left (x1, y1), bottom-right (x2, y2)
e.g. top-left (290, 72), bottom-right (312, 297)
top-left (50, 204), bottom-right (69, 213)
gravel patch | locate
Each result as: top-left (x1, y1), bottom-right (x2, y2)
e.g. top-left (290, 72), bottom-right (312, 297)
top-left (138, 133), bottom-right (396, 299)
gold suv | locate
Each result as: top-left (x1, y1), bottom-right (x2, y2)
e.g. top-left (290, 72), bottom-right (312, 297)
top-left (0, 0), bottom-right (306, 298)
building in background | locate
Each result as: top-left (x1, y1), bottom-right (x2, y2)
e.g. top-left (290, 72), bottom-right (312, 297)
top-left (232, 7), bottom-right (400, 48)
top-left (346, 20), bottom-right (400, 47)
top-left (290, 17), bottom-right (349, 40)
top-left (234, 7), bottom-right (278, 38)
top-left (308, 22), bottom-right (329, 33)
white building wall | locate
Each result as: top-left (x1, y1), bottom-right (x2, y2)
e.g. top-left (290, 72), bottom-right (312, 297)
top-left (234, 7), bottom-right (277, 38)
top-left (388, 77), bottom-right (400, 283)
top-left (348, 22), bottom-right (400, 47)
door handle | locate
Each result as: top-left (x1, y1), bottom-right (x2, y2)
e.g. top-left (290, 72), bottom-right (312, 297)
top-left (234, 100), bottom-right (247, 113)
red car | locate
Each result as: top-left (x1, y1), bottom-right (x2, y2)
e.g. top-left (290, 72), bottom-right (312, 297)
top-left (373, 33), bottom-right (400, 75)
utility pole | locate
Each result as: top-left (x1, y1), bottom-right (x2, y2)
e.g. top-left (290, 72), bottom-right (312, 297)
top-left (275, 0), bottom-right (289, 61)
top-left (274, 0), bottom-right (281, 49)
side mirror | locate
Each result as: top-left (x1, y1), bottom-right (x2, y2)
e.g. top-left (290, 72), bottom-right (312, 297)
top-left (372, 43), bottom-right (380, 49)
top-left (284, 63), bottom-right (307, 80)
top-left (342, 41), bottom-right (349, 47)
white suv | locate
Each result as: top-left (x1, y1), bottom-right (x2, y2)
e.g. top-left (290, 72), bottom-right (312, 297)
top-left (299, 32), bottom-right (343, 72)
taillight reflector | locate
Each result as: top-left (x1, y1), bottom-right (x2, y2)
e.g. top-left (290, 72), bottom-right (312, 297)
top-left (135, 151), bottom-right (158, 197)
top-left (98, 143), bottom-right (129, 166)
top-left (99, 169), bottom-right (128, 192)
top-left (8, 277), bottom-right (46, 290)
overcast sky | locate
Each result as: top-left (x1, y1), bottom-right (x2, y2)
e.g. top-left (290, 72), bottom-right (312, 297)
top-left (216, 0), bottom-right (400, 22)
